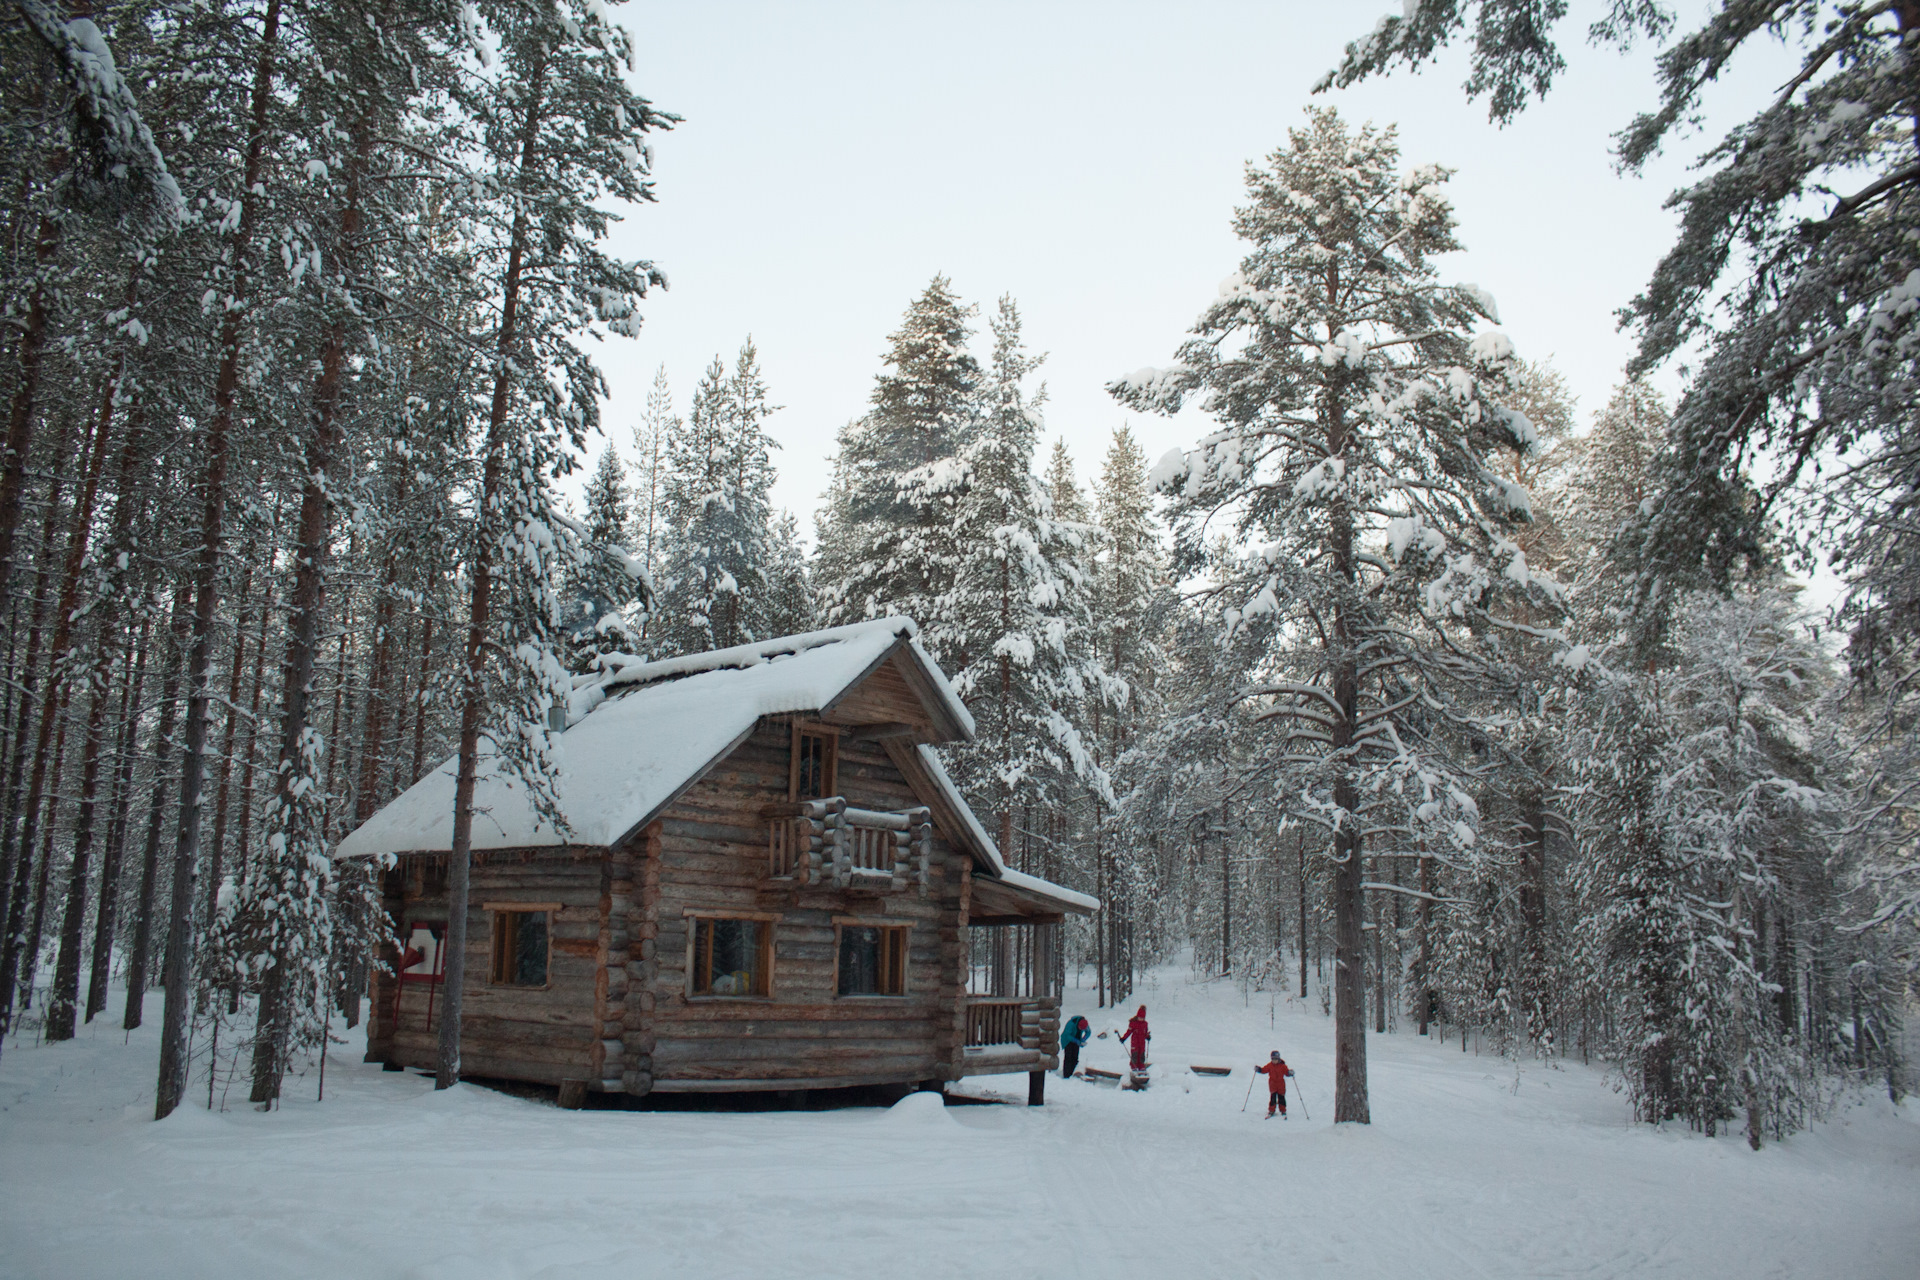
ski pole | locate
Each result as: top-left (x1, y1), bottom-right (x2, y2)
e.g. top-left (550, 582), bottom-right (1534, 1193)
top-left (1241, 1070), bottom-right (1256, 1112)
top-left (1293, 1075), bottom-right (1309, 1121)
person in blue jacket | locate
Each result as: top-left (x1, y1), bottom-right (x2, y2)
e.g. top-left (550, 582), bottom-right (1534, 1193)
top-left (1059, 1014), bottom-right (1092, 1079)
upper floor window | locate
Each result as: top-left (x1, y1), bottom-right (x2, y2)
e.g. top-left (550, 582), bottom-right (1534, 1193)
top-left (790, 722), bottom-right (839, 800)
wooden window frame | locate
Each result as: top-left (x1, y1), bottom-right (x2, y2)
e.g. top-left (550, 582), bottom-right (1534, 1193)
top-left (486, 905), bottom-right (554, 989)
top-left (832, 916), bottom-right (911, 998)
top-left (788, 720), bottom-right (841, 802)
top-left (684, 908), bottom-right (780, 1001)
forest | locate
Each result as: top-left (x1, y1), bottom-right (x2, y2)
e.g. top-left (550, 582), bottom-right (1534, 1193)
top-left (0, 0), bottom-right (1913, 1160)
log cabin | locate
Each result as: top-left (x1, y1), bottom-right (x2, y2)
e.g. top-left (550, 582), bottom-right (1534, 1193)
top-left (334, 617), bottom-right (1097, 1107)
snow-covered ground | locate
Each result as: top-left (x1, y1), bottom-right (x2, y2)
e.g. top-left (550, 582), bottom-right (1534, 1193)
top-left (2, 971), bottom-right (1915, 1279)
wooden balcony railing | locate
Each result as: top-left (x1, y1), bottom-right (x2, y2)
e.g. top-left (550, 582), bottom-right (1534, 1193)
top-left (963, 995), bottom-right (1059, 1051)
top-left (766, 797), bottom-right (931, 894)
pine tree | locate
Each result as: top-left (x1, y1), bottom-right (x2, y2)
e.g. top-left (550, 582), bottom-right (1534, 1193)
top-left (1092, 426), bottom-right (1173, 758)
top-left (942, 297), bottom-right (1104, 853)
top-left (1323, 0), bottom-right (1920, 677)
top-left (434, 0), bottom-right (671, 1091)
top-left (630, 365), bottom-right (675, 599)
top-left (1113, 108), bottom-right (1562, 1122)
top-left (655, 341), bottom-right (781, 655)
top-left (816, 276), bottom-right (980, 628)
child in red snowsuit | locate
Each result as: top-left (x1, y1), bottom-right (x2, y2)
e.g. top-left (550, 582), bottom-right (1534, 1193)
top-left (1255, 1052), bottom-right (1294, 1117)
top-left (1118, 1006), bottom-right (1150, 1070)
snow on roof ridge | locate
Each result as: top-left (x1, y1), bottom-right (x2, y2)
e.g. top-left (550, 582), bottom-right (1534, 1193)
top-left (594, 616), bottom-right (919, 693)
top-left (566, 617), bottom-right (922, 726)
top-left (914, 744), bottom-right (1004, 875)
top-left (911, 744), bottom-right (1098, 913)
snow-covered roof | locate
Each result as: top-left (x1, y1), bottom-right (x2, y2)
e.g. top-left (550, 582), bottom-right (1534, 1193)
top-left (335, 618), bottom-right (968, 859)
top-left (905, 744), bottom-right (1100, 915)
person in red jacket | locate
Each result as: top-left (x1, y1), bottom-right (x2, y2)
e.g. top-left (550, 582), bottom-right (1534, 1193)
top-left (1255, 1051), bottom-right (1295, 1118)
top-left (1118, 1006), bottom-right (1150, 1071)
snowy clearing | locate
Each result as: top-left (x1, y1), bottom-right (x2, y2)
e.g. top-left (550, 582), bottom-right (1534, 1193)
top-left (2, 973), bottom-right (1915, 1280)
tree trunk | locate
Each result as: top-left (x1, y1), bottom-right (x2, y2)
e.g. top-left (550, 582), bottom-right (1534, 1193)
top-left (0, 376), bottom-right (117, 1036)
top-left (87, 621), bottom-right (148, 1021)
top-left (1327, 374), bottom-right (1369, 1123)
top-left (17, 694), bottom-right (70, 1017)
top-left (45, 666), bottom-right (117, 1039)
top-left (249, 326), bottom-right (353, 1105)
top-left (123, 583), bottom-right (188, 1030)
top-left (0, 442), bottom-right (72, 1031)
top-left (205, 567), bottom-right (254, 935)
top-left (1520, 785), bottom-right (1550, 1049)
top-left (156, 0), bottom-right (281, 1121)
top-left (441, 59), bottom-right (546, 1091)
top-left (1417, 851), bottom-right (1433, 1037)
top-left (1297, 826), bottom-right (1308, 999)
top-left (0, 209), bottom-right (62, 632)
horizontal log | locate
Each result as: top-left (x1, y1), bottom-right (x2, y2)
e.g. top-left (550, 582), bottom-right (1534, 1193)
top-left (654, 1016), bottom-right (942, 1041)
top-left (389, 1034), bottom-right (591, 1070)
top-left (648, 1051), bottom-right (940, 1082)
top-left (649, 1070), bottom-right (936, 1093)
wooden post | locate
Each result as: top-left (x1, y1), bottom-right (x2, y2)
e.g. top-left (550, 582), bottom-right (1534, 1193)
top-left (1028, 1069), bottom-right (1045, 1107)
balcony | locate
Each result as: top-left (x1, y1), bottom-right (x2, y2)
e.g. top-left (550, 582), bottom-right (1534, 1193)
top-left (766, 797), bottom-right (931, 894)
top-left (961, 995), bottom-right (1060, 1071)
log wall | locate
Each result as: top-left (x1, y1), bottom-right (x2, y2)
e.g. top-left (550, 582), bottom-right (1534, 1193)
top-left (368, 849), bottom-right (605, 1085)
top-left (637, 716), bottom-right (970, 1091)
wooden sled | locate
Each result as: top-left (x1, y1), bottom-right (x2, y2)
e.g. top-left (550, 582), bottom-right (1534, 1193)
top-left (1082, 1066), bottom-right (1124, 1083)
top-left (1190, 1064), bottom-right (1233, 1077)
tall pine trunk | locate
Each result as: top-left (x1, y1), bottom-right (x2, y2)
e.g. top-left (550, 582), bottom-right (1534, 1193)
top-left (1327, 376), bottom-right (1370, 1124)
top-left (156, 0), bottom-right (281, 1120)
top-left (0, 406), bottom-right (86, 1038)
top-left (0, 208), bottom-right (62, 633)
top-left (123, 583), bottom-right (188, 1031)
top-left (87, 621), bottom-right (148, 1021)
top-left (440, 59), bottom-right (546, 1090)
top-left (249, 237), bottom-right (359, 1106)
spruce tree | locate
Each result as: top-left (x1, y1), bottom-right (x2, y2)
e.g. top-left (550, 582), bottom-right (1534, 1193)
top-left (763, 510), bottom-right (817, 638)
top-left (584, 445), bottom-right (630, 550)
top-left (942, 297), bottom-right (1104, 851)
top-left (816, 276), bottom-right (980, 628)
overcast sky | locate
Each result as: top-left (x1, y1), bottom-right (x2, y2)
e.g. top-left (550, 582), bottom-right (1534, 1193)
top-left (595, 2), bottom-right (1791, 541)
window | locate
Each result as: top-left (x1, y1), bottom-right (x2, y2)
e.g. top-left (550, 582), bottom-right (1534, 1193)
top-left (836, 922), bottom-right (909, 996)
top-left (789, 722), bottom-right (838, 801)
top-left (401, 922), bottom-right (445, 978)
top-left (690, 916), bottom-right (772, 997)
top-left (488, 909), bottom-right (550, 986)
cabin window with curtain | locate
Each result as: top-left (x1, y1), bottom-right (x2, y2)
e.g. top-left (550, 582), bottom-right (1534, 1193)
top-left (789, 722), bottom-right (838, 801)
top-left (836, 922), bottom-right (909, 996)
top-left (690, 916), bottom-right (772, 997)
top-left (488, 909), bottom-right (550, 987)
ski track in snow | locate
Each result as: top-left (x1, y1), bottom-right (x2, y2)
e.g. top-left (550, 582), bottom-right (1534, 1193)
top-left (1, 972), bottom-right (1915, 1279)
